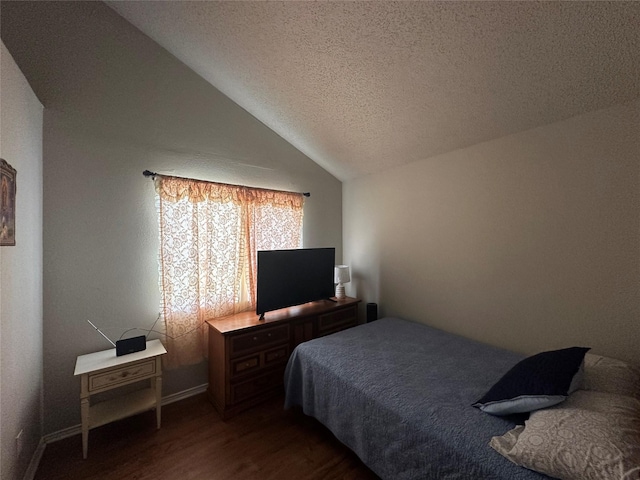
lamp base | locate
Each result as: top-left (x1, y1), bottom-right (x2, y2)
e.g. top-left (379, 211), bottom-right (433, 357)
top-left (335, 283), bottom-right (346, 299)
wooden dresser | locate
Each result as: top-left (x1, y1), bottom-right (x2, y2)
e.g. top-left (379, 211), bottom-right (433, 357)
top-left (207, 297), bottom-right (360, 419)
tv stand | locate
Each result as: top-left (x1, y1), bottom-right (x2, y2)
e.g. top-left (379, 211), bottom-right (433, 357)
top-left (207, 297), bottom-right (360, 419)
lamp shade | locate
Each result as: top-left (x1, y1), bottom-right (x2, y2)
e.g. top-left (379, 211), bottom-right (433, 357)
top-left (334, 265), bottom-right (350, 284)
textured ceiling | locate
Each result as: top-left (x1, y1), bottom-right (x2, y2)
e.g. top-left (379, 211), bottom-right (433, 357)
top-left (106, 1), bottom-right (640, 181)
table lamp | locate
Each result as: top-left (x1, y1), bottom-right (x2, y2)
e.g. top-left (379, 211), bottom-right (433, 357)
top-left (334, 265), bottom-right (350, 300)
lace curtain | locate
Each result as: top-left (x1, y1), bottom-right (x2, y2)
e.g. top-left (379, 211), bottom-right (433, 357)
top-left (155, 175), bottom-right (304, 368)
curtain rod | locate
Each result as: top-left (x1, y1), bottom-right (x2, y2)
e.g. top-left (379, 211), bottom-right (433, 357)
top-left (142, 170), bottom-right (310, 197)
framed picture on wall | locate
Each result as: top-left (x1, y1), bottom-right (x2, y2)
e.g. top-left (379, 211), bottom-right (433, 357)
top-left (1, 159), bottom-right (17, 246)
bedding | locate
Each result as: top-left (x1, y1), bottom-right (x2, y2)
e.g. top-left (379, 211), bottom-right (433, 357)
top-left (284, 317), bottom-right (550, 479)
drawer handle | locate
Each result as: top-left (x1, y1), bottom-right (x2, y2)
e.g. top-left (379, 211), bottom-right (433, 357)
top-left (267, 333), bottom-right (272, 337)
top-left (253, 336), bottom-right (258, 341)
top-left (105, 368), bottom-right (142, 382)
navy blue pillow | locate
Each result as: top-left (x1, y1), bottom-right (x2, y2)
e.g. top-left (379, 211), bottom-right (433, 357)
top-left (473, 347), bottom-right (590, 416)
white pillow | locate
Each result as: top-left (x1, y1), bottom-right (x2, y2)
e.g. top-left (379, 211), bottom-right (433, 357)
top-left (490, 390), bottom-right (640, 480)
top-left (582, 353), bottom-right (640, 399)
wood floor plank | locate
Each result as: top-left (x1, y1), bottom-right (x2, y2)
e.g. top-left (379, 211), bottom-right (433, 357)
top-left (35, 393), bottom-right (379, 479)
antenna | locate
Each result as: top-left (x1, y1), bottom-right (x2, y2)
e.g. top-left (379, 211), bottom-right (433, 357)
top-left (87, 320), bottom-right (116, 347)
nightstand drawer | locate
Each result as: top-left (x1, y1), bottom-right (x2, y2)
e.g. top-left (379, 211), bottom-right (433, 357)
top-left (89, 359), bottom-right (156, 392)
top-left (318, 305), bottom-right (358, 335)
top-left (230, 324), bottom-right (289, 356)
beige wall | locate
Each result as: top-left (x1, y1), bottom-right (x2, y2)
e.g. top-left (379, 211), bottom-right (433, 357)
top-left (2, 2), bottom-right (342, 436)
top-left (344, 99), bottom-right (639, 366)
top-left (0, 41), bottom-right (44, 480)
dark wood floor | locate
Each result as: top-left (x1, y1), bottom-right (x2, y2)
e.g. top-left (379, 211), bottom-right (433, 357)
top-left (35, 393), bottom-right (380, 480)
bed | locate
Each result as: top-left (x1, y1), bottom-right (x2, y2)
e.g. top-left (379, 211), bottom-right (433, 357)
top-left (284, 317), bottom-right (640, 480)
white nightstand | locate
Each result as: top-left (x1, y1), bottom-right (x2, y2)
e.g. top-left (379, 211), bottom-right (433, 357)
top-left (73, 339), bottom-right (167, 459)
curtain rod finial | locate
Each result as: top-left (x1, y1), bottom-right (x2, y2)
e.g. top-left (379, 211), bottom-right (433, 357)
top-left (143, 170), bottom-right (157, 178)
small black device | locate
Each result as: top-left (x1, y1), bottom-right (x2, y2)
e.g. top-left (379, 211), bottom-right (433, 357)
top-left (88, 320), bottom-right (148, 356)
top-left (367, 303), bottom-right (378, 323)
top-left (115, 336), bottom-right (147, 356)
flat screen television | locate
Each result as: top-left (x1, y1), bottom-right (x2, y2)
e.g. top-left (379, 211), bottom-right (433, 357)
top-left (256, 247), bottom-right (335, 318)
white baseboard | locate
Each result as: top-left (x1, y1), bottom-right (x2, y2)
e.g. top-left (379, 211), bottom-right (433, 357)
top-left (162, 383), bottom-right (208, 406)
top-left (23, 438), bottom-right (45, 480)
top-left (42, 423), bottom-right (82, 445)
top-left (23, 383), bottom-right (209, 480)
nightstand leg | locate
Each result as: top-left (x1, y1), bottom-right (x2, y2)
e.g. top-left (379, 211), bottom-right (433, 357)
top-left (154, 364), bottom-right (162, 429)
top-left (81, 396), bottom-right (89, 459)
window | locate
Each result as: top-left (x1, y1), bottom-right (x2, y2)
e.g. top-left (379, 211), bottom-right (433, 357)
top-left (155, 175), bottom-right (304, 368)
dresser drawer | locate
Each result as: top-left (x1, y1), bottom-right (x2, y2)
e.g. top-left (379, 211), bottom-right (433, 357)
top-left (230, 345), bottom-right (289, 379)
top-left (89, 359), bottom-right (156, 392)
top-left (230, 369), bottom-right (284, 404)
top-left (263, 345), bottom-right (289, 367)
top-left (318, 305), bottom-right (358, 335)
top-left (230, 324), bottom-right (289, 356)
top-left (231, 354), bottom-right (261, 377)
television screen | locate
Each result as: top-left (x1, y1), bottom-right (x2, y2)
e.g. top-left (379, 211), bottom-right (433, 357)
top-left (256, 247), bottom-right (335, 317)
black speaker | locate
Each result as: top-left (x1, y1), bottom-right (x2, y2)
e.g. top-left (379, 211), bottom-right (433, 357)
top-left (366, 303), bottom-right (378, 323)
top-left (116, 336), bottom-right (147, 356)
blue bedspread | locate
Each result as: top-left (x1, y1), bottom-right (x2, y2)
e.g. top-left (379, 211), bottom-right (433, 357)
top-left (284, 317), bottom-right (549, 480)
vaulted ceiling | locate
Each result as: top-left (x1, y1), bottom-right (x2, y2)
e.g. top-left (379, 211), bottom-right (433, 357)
top-left (57, 2), bottom-right (640, 180)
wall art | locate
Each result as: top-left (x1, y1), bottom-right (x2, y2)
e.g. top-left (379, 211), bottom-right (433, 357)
top-left (1, 159), bottom-right (17, 246)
